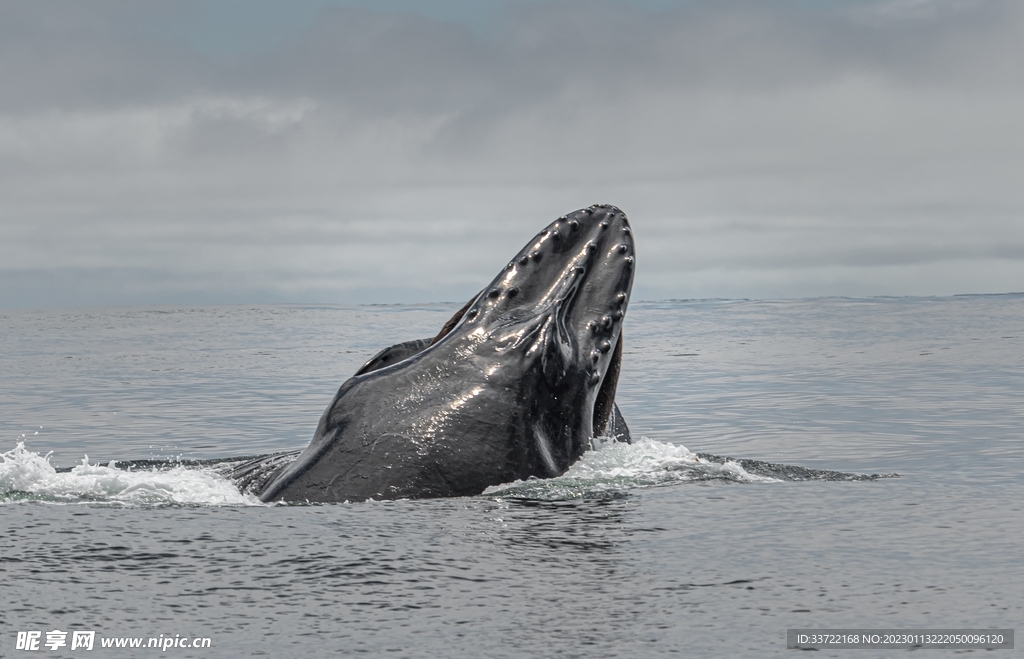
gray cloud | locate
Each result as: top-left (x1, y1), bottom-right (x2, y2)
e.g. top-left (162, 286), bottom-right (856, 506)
top-left (1, 0), bottom-right (1022, 307)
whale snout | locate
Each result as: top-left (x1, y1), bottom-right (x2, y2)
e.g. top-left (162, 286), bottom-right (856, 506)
top-left (462, 205), bottom-right (634, 383)
top-left (479, 204), bottom-right (633, 310)
top-left (567, 205), bottom-right (634, 387)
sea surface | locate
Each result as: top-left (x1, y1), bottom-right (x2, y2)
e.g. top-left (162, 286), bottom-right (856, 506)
top-left (2, 296), bottom-right (1021, 657)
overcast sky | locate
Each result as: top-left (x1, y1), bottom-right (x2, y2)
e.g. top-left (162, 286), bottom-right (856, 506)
top-left (1, 0), bottom-right (1022, 307)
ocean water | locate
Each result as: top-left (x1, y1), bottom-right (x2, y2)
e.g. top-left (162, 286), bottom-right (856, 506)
top-left (1, 296), bottom-right (1021, 657)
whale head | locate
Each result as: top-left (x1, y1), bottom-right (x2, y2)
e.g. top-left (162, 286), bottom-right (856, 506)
top-left (257, 205), bottom-right (635, 502)
top-left (433, 204), bottom-right (634, 461)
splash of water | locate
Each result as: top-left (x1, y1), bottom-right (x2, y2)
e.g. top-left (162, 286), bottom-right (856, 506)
top-left (3, 436), bottom-right (879, 506)
top-left (0, 442), bottom-right (262, 506)
top-left (484, 437), bottom-right (778, 500)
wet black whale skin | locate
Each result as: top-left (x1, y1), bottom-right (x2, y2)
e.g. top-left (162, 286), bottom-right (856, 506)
top-left (258, 205), bottom-right (635, 503)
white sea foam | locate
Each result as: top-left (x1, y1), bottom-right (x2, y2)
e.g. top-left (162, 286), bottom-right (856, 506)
top-left (484, 437), bottom-right (777, 499)
top-left (0, 442), bottom-right (262, 506)
top-left (2, 437), bottom-right (774, 506)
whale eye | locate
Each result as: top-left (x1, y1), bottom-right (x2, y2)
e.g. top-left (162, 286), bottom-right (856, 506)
top-left (506, 287), bottom-right (519, 298)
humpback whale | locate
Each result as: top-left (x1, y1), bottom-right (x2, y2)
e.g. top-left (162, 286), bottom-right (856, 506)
top-left (236, 205), bottom-right (634, 502)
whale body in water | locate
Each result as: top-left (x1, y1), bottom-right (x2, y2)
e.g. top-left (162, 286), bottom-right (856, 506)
top-left (231, 205), bottom-right (634, 502)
